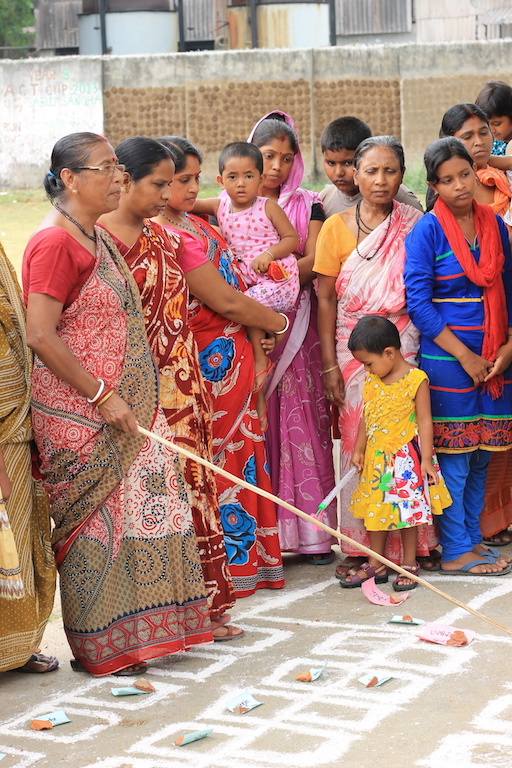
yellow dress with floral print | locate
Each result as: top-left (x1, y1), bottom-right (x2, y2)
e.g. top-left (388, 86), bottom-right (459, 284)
top-left (350, 368), bottom-right (451, 531)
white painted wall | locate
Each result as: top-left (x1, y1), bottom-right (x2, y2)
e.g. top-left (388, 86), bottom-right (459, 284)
top-left (0, 58), bottom-right (104, 189)
top-left (78, 11), bottom-right (179, 55)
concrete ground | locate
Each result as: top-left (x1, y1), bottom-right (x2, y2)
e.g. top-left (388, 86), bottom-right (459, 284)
top-left (2, 546), bottom-right (512, 768)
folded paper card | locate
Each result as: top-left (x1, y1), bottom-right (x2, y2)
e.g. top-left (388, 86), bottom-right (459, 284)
top-left (296, 660), bottom-right (328, 682)
top-left (416, 622), bottom-right (475, 646)
top-left (174, 728), bottom-right (213, 746)
top-left (361, 577), bottom-right (409, 606)
top-left (226, 691), bottom-right (262, 714)
top-left (30, 710), bottom-right (70, 730)
top-left (111, 686), bottom-right (151, 696)
top-left (387, 615), bottom-right (425, 625)
top-left (358, 673), bottom-right (393, 687)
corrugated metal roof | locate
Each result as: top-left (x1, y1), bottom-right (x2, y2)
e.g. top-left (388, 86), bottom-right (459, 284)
top-left (478, 6), bottom-right (512, 25)
top-left (184, 0), bottom-right (223, 40)
top-left (336, 0), bottom-right (411, 36)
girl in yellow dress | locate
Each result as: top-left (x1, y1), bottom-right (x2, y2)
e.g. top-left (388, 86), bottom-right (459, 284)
top-left (340, 316), bottom-right (451, 591)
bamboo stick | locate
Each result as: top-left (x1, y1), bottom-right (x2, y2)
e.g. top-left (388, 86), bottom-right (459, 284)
top-left (139, 425), bottom-right (512, 636)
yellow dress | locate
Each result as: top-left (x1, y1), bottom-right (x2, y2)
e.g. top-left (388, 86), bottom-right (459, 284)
top-left (350, 369), bottom-right (451, 531)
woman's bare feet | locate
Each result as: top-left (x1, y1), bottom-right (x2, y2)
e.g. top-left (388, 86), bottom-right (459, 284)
top-left (441, 551), bottom-right (510, 574)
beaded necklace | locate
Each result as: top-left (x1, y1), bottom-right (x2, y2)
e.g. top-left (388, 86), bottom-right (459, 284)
top-left (54, 202), bottom-right (96, 243)
top-left (355, 201), bottom-right (394, 261)
top-left (160, 210), bottom-right (200, 236)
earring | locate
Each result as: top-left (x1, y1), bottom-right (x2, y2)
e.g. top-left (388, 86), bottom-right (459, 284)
top-left (72, 189), bottom-right (78, 195)
top-left (120, 186), bottom-right (126, 192)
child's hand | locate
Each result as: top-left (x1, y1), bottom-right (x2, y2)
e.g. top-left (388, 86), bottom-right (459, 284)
top-left (351, 451), bottom-right (365, 472)
top-left (251, 251), bottom-right (273, 275)
top-left (261, 335), bottom-right (276, 354)
top-left (421, 459), bottom-right (439, 485)
top-left (0, 470), bottom-right (12, 501)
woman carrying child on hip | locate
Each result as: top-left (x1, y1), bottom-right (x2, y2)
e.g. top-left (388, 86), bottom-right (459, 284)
top-left (345, 316), bottom-right (451, 591)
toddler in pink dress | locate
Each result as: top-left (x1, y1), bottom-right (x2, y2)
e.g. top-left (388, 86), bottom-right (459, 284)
top-left (194, 142), bottom-right (299, 313)
top-left (194, 141), bottom-right (299, 428)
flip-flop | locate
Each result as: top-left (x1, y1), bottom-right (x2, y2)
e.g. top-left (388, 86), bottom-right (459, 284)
top-left (483, 531), bottom-right (512, 546)
top-left (305, 551), bottom-right (335, 565)
top-left (442, 558), bottom-right (512, 576)
top-left (211, 624), bottom-right (244, 642)
top-left (16, 654), bottom-right (59, 673)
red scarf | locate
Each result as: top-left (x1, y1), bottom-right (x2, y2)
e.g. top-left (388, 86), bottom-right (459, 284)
top-left (434, 197), bottom-right (508, 398)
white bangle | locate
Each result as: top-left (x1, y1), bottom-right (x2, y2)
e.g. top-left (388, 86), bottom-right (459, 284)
top-left (263, 249), bottom-right (274, 261)
top-left (275, 313), bottom-right (290, 335)
top-left (87, 378), bottom-right (105, 404)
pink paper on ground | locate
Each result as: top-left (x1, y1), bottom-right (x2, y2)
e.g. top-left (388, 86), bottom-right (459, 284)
top-left (416, 622), bottom-right (475, 646)
top-left (361, 577), bottom-right (409, 606)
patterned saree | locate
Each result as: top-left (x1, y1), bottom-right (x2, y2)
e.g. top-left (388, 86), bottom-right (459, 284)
top-left (29, 229), bottom-right (211, 676)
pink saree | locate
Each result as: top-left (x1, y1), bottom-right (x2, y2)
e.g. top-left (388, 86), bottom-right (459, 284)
top-left (335, 202), bottom-right (438, 562)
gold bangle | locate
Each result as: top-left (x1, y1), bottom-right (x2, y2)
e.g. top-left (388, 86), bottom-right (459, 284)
top-left (96, 389), bottom-right (115, 408)
top-left (322, 365), bottom-right (339, 375)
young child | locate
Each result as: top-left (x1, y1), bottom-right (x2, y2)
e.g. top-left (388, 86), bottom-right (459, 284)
top-left (340, 316), bottom-right (451, 592)
top-left (319, 116), bottom-right (423, 218)
top-left (476, 80), bottom-right (512, 156)
top-left (194, 142), bottom-right (299, 428)
top-left (194, 142), bottom-right (299, 314)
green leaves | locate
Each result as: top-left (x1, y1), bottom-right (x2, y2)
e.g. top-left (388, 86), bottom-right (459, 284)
top-left (0, 0), bottom-right (34, 49)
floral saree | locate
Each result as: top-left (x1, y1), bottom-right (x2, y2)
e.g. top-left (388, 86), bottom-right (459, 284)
top-left (335, 202), bottom-right (438, 562)
top-left (162, 215), bottom-right (285, 598)
top-left (117, 220), bottom-right (235, 620)
top-left (27, 228), bottom-right (211, 676)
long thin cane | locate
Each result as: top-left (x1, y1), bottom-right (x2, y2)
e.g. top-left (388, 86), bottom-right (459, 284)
top-left (138, 426), bottom-right (512, 636)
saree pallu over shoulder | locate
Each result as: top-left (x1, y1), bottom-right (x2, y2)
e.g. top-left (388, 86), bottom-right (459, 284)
top-left (335, 203), bottom-right (437, 563)
top-left (30, 229), bottom-right (211, 676)
top-left (36, 229), bottom-right (156, 549)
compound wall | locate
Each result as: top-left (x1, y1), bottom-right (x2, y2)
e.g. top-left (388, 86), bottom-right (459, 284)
top-left (1, 40), bottom-right (512, 188)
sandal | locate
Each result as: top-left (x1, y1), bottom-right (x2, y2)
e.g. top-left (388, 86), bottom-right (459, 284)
top-left (393, 564), bottom-right (420, 592)
top-left (483, 530), bottom-right (512, 546)
top-left (16, 653), bottom-right (59, 673)
top-left (335, 556), bottom-right (365, 580)
top-left (417, 549), bottom-right (442, 572)
top-left (305, 550), bottom-right (335, 565)
top-left (339, 561), bottom-right (388, 589)
top-left (211, 621), bottom-right (244, 642)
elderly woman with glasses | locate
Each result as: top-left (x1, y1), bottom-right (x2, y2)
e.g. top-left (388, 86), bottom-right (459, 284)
top-left (22, 132), bottom-right (213, 677)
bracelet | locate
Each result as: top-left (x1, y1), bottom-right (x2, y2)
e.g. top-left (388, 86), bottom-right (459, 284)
top-left (322, 365), bottom-right (339, 375)
top-left (275, 312), bottom-right (290, 335)
top-left (96, 389), bottom-right (114, 408)
top-left (87, 378), bottom-right (105, 404)
top-left (263, 249), bottom-right (275, 261)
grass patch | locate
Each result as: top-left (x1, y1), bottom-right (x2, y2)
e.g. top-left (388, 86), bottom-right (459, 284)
top-left (0, 189), bottom-right (50, 276)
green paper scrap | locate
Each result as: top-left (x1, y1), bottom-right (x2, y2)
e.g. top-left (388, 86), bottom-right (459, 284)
top-left (358, 673), bottom-right (393, 687)
top-left (174, 728), bottom-right (213, 746)
top-left (310, 660), bottom-right (329, 681)
top-left (387, 615), bottom-right (425, 626)
top-left (226, 690), bottom-right (262, 714)
top-left (37, 710), bottom-right (71, 726)
top-left (111, 686), bottom-right (150, 696)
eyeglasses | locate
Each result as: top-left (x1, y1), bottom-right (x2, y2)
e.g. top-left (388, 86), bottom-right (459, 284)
top-left (76, 163), bottom-right (126, 175)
